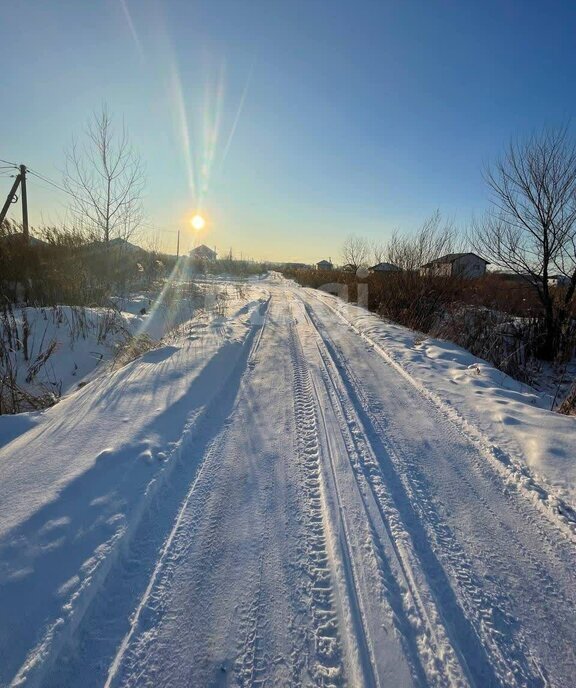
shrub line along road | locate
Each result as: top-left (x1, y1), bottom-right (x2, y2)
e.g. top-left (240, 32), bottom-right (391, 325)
top-left (10, 280), bottom-right (576, 687)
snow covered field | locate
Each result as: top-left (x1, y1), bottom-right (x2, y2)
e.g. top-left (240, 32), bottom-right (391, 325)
top-left (0, 275), bottom-right (575, 687)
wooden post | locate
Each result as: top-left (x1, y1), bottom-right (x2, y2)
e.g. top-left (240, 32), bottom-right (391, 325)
top-left (19, 165), bottom-right (29, 243)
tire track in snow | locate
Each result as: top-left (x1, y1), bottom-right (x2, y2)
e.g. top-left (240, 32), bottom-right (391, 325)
top-left (288, 321), bottom-right (347, 687)
top-left (312, 291), bottom-right (576, 540)
top-left (292, 296), bottom-right (467, 688)
top-left (234, 549), bottom-right (269, 687)
top-left (300, 292), bottom-right (569, 687)
top-left (33, 297), bottom-right (272, 688)
top-left (102, 297), bottom-right (272, 688)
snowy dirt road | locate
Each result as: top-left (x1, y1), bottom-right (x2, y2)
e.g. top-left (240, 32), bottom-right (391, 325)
top-left (5, 280), bottom-right (576, 687)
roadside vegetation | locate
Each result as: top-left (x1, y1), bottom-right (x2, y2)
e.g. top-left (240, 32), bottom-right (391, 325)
top-left (284, 128), bottom-right (576, 414)
top-left (3, 107), bottom-right (576, 415)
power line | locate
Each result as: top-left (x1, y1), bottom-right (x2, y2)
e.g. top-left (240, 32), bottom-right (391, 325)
top-left (25, 177), bottom-right (64, 196)
top-left (0, 158), bottom-right (18, 168)
top-left (6, 162), bottom-right (183, 240)
top-left (27, 168), bottom-right (76, 199)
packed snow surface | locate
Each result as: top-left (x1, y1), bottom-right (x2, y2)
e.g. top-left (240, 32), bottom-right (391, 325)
top-left (0, 275), bottom-right (575, 687)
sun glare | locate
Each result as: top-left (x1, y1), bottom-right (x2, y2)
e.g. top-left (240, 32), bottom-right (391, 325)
top-left (191, 214), bottom-right (206, 230)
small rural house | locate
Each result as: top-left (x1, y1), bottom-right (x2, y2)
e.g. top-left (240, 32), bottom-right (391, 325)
top-left (84, 237), bottom-right (144, 255)
top-left (316, 259), bottom-right (333, 270)
top-left (369, 262), bottom-right (401, 274)
top-left (190, 244), bottom-right (217, 261)
top-left (548, 274), bottom-right (571, 288)
top-left (420, 252), bottom-right (488, 278)
top-left (284, 262), bottom-right (310, 269)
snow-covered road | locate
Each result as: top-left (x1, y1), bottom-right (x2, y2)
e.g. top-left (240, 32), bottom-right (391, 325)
top-left (2, 279), bottom-right (576, 687)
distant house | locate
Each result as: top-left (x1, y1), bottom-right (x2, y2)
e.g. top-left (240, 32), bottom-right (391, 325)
top-left (493, 271), bottom-right (538, 285)
top-left (283, 262), bottom-right (310, 270)
top-left (369, 262), bottom-right (401, 274)
top-left (0, 232), bottom-right (48, 248)
top-left (190, 244), bottom-right (217, 261)
top-left (83, 237), bottom-right (143, 252)
top-left (548, 274), bottom-right (571, 288)
top-left (316, 259), bottom-right (333, 270)
top-left (81, 237), bottom-right (147, 259)
top-left (420, 252), bottom-right (488, 278)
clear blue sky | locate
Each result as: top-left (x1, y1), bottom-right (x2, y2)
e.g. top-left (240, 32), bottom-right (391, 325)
top-left (2, 0), bottom-right (576, 261)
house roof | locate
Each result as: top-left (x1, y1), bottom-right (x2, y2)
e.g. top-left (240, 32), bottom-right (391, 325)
top-left (317, 259), bottom-right (333, 265)
top-left (190, 244), bottom-right (216, 255)
top-left (370, 262), bottom-right (400, 271)
top-left (421, 252), bottom-right (489, 268)
top-left (84, 237), bottom-right (144, 254)
top-left (0, 232), bottom-right (49, 247)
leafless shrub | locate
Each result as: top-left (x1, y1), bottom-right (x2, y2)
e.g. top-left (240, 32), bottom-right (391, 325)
top-left (432, 306), bottom-right (543, 384)
top-left (341, 235), bottom-right (370, 270)
top-left (370, 239), bottom-right (387, 266)
top-left (0, 303), bottom-right (128, 413)
top-left (384, 211), bottom-right (460, 271)
top-left (25, 341), bottom-right (58, 384)
top-left (113, 332), bottom-right (158, 369)
top-left (558, 381), bottom-right (576, 415)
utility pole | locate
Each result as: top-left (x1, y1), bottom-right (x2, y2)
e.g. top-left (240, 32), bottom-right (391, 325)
top-left (20, 165), bottom-right (29, 243)
top-left (0, 164), bottom-right (29, 244)
top-left (176, 229), bottom-right (180, 259)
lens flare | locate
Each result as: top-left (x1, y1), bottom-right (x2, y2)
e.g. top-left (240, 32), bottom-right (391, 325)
top-left (191, 214), bottom-right (206, 230)
top-left (149, 7), bottom-right (254, 252)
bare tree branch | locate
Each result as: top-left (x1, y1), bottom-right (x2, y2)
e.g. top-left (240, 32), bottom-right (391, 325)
top-left (384, 211), bottom-right (459, 271)
top-left (63, 104), bottom-right (145, 245)
top-left (341, 235), bottom-right (369, 270)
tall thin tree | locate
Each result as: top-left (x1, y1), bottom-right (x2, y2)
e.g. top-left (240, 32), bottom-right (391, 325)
top-left (64, 104), bottom-right (145, 245)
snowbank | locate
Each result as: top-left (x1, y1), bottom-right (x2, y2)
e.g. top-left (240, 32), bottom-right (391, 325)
top-left (310, 289), bottom-right (576, 507)
top-left (0, 283), bottom-right (221, 421)
top-left (0, 286), bottom-right (269, 687)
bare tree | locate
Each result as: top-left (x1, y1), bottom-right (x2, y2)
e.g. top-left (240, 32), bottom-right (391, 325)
top-left (64, 105), bottom-right (145, 245)
top-left (341, 235), bottom-right (369, 270)
top-left (371, 239), bottom-right (387, 266)
top-left (470, 127), bottom-right (576, 359)
top-left (141, 230), bottom-right (163, 256)
top-left (385, 211), bottom-right (459, 271)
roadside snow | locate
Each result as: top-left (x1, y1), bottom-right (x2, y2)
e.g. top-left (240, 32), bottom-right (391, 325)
top-left (1, 276), bottom-right (575, 687)
top-left (0, 411), bottom-right (41, 449)
top-left (311, 288), bottom-right (576, 506)
top-left (0, 284), bottom-right (268, 687)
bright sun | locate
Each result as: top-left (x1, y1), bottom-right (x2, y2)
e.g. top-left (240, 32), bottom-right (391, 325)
top-left (191, 214), bottom-right (206, 230)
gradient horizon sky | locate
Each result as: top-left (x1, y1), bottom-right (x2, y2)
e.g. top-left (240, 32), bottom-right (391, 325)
top-left (2, 0), bottom-right (576, 262)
